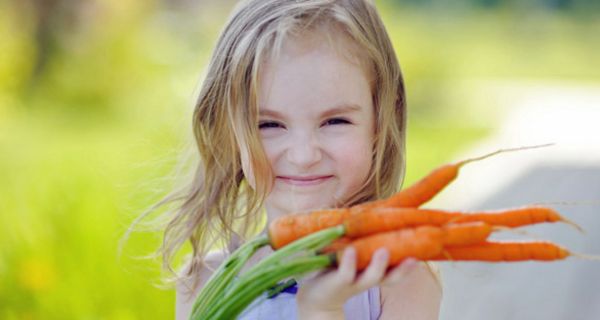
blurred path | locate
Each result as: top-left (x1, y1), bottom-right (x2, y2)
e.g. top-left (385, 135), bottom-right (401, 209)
top-left (430, 81), bottom-right (600, 320)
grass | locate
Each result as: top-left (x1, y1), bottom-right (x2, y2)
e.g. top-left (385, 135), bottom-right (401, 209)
top-left (0, 109), bottom-right (179, 319)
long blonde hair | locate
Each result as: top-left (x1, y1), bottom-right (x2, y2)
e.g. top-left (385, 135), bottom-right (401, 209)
top-left (132, 0), bottom-right (407, 291)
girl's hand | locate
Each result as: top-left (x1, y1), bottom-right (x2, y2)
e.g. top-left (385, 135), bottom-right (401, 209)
top-left (296, 247), bottom-right (418, 319)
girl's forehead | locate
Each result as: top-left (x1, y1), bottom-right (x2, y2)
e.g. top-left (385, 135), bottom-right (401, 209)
top-left (257, 31), bottom-right (373, 107)
top-left (267, 28), bottom-right (368, 73)
top-left (257, 35), bottom-right (373, 117)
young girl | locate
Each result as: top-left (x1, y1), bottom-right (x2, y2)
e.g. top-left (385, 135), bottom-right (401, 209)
top-left (161, 0), bottom-right (442, 319)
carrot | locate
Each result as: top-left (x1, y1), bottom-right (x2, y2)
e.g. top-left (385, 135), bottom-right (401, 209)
top-left (342, 208), bottom-right (449, 238)
top-left (319, 236), bottom-right (352, 254)
top-left (343, 206), bottom-right (573, 238)
top-left (266, 198), bottom-right (393, 248)
top-left (322, 222), bottom-right (493, 255)
top-left (450, 206), bottom-right (582, 231)
top-left (269, 205), bottom-right (572, 249)
top-left (268, 209), bottom-right (351, 249)
top-left (339, 223), bottom-right (494, 270)
top-left (344, 226), bottom-right (443, 270)
top-left (382, 144), bottom-right (553, 208)
top-left (383, 163), bottom-right (461, 208)
top-left (431, 240), bottom-right (570, 262)
top-left (441, 222), bottom-right (494, 246)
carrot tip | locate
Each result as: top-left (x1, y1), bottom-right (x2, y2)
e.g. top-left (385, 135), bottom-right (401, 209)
top-left (563, 217), bottom-right (585, 234)
top-left (456, 143), bottom-right (555, 167)
top-left (571, 251), bottom-right (600, 261)
top-left (492, 226), bottom-right (545, 240)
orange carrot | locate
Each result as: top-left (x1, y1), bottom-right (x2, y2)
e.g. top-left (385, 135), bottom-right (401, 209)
top-left (382, 144), bottom-right (553, 208)
top-left (319, 237), bottom-right (352, 254)
top-left (343, 206), bottom-right (572, 238)
top-left (343, 208), bottom-right (451, 238)
top-left (268, 209), bottom-right (351, 249)
top-left (340, 223), bottom-right (494, 270)
top-left (431, 241), bottom-right (570, 262)
top-left (269, 205), bottom-right (572, 249)
top-left (441, 222), bottom-right (494, 246)
top-left (344, 226), bottom-right (443, 270)
top-left (450, 206), bottom-right (582, 231)
top-left (383, 163), bottom-right (461, 208)
top-left (322, 222), bottom-right (493, 255)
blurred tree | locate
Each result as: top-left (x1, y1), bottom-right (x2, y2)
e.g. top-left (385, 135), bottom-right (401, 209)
top-left (544, 0), bottom-right (574, 9)
top-left (160, 0), bottom-right (236, 11)
top-left (472, 0), bottom-right (502, 8)
top-left (16, 0), bottom-right (91, 89)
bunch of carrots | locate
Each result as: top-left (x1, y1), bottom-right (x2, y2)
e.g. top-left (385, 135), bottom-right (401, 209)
top-left (190, 146), bottom-right (586, 320)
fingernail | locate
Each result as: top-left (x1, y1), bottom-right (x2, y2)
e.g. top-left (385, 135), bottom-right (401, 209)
top-left (402, 258), bottom-right (418, 272)
top-left (378, 248), bottom-right (389, 261)
top-left (345, 247), bottom-right (356, 259)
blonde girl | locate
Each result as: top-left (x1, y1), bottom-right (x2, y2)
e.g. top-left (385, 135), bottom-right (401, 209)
top-left (143, 0), bottom-right (442, 318)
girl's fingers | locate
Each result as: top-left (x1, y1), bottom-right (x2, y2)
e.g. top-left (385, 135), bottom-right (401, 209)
top-left (354, 248), bottom-right (389, 290)
top-left (337, 247), bottom-right (357, 284)
top-left (382, 258), bottom-right (418, 286)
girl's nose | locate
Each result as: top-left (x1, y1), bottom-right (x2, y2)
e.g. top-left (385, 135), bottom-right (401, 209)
top-left (286, 132), bottom-right (322, 168)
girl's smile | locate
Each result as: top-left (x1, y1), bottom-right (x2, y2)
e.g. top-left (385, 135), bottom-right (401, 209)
top-left (276, 175), bottom-right (334, 187)
top-left (275, 175), bottom-right (333, 187)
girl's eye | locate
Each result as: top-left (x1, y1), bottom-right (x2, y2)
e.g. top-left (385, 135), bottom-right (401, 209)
top-left (258, 121), bottom-right (283, 130)
top-left (324, 118), bottom-right (351, 126)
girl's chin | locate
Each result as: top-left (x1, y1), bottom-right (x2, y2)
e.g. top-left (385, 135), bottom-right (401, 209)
top-left (267, 197), bottom-right (339, 215)
top-left (264, 187), bottom-right (349, 215)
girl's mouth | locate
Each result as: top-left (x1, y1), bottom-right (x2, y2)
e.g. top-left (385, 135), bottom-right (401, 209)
top-left (277, 175), bottom-right (333, 186)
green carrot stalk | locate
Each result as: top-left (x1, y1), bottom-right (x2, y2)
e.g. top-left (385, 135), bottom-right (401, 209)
top-left (192, 226), bottom-right (344, 319)
top-left (189, 235), bottom-right (270, 318)
top-left (211, 254), bottom-right (334, 319)
top-left (249, 225), bottom-right (345, 270)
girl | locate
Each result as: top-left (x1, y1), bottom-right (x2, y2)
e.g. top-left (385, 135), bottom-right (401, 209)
top-left (156, 0), bottom-right (442, 319)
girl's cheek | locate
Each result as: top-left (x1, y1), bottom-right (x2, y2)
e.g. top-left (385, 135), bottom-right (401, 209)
top-left (339, 134), bottom-right (372, 165)
top-left (260, 138), bottom-right (287, 167)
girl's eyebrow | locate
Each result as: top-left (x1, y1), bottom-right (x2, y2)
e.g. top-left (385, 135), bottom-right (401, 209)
top-left (259, 103), bottom-right (363, 118)
top-left (321, 103), bottom-right (363, 117)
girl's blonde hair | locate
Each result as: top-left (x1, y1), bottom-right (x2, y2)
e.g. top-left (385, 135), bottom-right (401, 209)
top-left (134, 0), bottom-right (406, 291)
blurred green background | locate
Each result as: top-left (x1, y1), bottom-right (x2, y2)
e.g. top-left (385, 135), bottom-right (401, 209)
top-left (1, 0), bottom-right (598, 319)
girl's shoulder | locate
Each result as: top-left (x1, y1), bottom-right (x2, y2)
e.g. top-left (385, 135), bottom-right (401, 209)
top-left (175, 250), bottom-right (228, 320)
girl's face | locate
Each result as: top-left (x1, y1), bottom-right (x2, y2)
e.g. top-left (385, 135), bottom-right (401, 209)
top-left (250, 33), bottom-right (374, 218)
